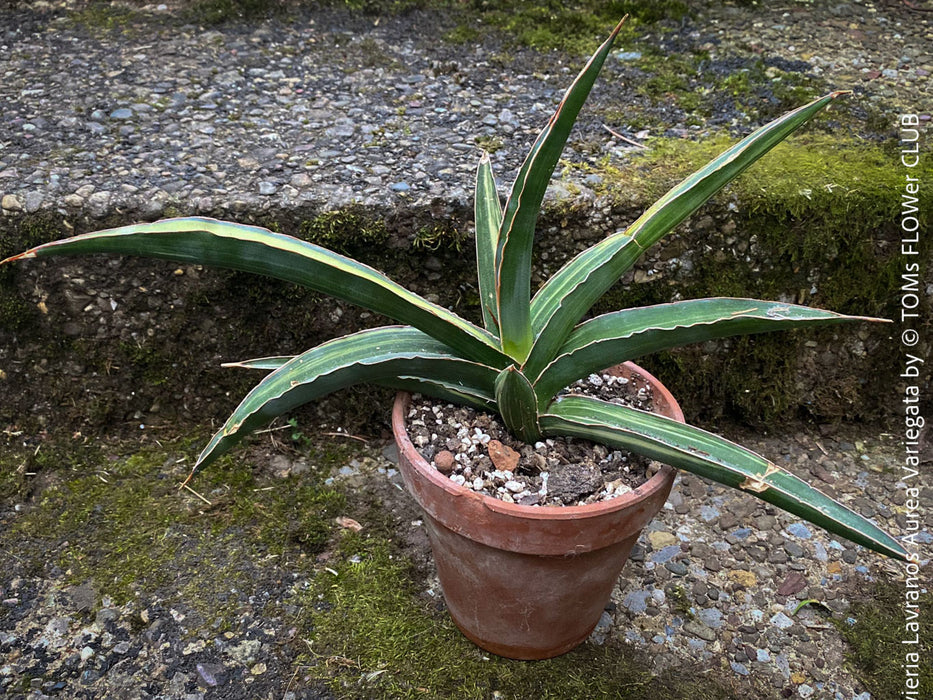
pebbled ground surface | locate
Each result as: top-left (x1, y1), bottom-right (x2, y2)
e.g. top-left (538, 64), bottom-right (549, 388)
top-left (0, 0), bottom-right (930, 221)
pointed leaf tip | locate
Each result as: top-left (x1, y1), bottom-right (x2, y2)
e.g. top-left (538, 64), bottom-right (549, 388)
top-left (495, 18), bottom-right (628, 361)
top-left (611, 15), bottom-right (628, 36)
top-left (1, 251), bottom-right (36, 264)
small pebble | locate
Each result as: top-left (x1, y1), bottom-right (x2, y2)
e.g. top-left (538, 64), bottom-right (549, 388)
top-left (504, 480), bottom-right (524, 493)
top-left (434, 450), bottom-right (456, 475)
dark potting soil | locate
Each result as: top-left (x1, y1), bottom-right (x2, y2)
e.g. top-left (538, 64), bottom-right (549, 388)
top-left (407, 372), bottom-right (663, 507)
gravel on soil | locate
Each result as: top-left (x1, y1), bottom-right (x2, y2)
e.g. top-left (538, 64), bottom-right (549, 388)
top-left (407, 372), bottom-right (659, 506)
top-left (4, 425), bottom-right (925, 700)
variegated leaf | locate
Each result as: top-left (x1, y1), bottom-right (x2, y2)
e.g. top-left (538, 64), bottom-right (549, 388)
top-left (494, 365), bottom-right (542, 443)
top-left (475, 153), bottom-right (503, 334)
top-left (532, 298), bottom-right (887, 404)
top-left (2, 217), bottom-right (506, 366)
top-left (191, 326), bottom-right (499, 473)
top-left (495, 18), bottom-right (626, 362)
top-left (221, 357), bottom-right (496, 411)
top-left (525, 92), bottom-right (847, 377)
top-left (540, 395), bottom-right (908, 561)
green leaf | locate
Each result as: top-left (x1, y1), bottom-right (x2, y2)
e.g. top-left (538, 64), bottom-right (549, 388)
top-left (193, 326), bottom-right (500, 473)
top-left (792, 599), bottom-right (832, 616)
top-left (495, 18), bottom-right (626, 362)
top-left (532, 298), bottom-right (887, 404)
top-left (377, 376), bottom-right (497, 412)
top-left (475, 153), bottom-right (503, 335)
top-left (525, 92), bottom-right (847, 377)
top-left (2, 217), bottom-right (506, 366)
top-left (494, 366), bottom-right (542, 443)
top-left (222, 357), bottom-right (496, 411)
top-left (540, 395), bottom-right (908, 561)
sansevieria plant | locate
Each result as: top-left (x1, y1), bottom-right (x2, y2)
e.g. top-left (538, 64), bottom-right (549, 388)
top-left (2, 20), bottom-right (906, 561)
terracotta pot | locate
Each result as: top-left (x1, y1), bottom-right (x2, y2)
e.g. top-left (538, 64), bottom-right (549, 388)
top-left (392, 361), bottom-right (684, 660)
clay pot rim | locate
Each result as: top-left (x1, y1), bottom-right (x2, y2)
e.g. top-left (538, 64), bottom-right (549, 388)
top-left (392, 361), bottom-right (684, 522)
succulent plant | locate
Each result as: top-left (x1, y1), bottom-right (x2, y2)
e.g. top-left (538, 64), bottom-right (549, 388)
top-left (2, 20), bottom-right (906, 560)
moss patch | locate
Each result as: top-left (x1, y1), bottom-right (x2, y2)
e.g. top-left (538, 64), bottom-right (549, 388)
top-left (573, 133), bottom-right (931, 422)
top-left (0, 266), bottom-right (36, 332)
top-left (622, 50), bottom-right (824, 130)
top-left (834, 580), bottom-right (933, 699)
top-left (302, 533), bottom-right (739, 699)
top-left (0, 435), bottom-right (345, 618)
top-left (448, 1), bottom-right (689, 55)
top-left (412, 222), bottom-right (468, 253)
top-left (298, 207), bottom-right (389, 254)
top-left (66, 2), bottom-right (141, 33)
top-left (183, 0), bottom-right (289, 25)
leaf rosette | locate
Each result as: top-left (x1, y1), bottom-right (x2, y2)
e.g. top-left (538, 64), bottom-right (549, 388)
top-left (2, 18), bottom-right (906, 561)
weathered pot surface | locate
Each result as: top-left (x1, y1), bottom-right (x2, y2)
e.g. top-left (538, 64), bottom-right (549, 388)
top-left (392, 361), bottom-right (684, 660)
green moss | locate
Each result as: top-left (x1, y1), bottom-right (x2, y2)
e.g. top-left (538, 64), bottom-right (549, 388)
top-left (667, 584), bottom-right (694, 620)
top-left (71, 452), bottom-right (192, 593)
top-left (0, 267), bottom-right (35, 332)
top-left (1, 444), bottom-right (175, 601)
top-left (412, 223), bottom-right (468, 253)
top-left (299, 208), bottom-right (389, 254)
top-left (607, 132), bottom-right (917, 204)
top-left (0, 212), bottom-right (67, 258)
top-left (0, 436), bottom-right (350, 620)
top-left (451, 1), bottom-right (688, 55)
top-left (603, 46), bottom-right (829, 132)
top-left (0, 441), bottom-right (92, 504)
top-left (0, 454), bottom-right (25, 503)
top-left (198, 447), bottom-right (347, 553)
top-left (332, 0), bottom-right (432, 13)
top-left (834, 580), bottom-right (933, 699)
top-left (635, 52), bottom-right (694, 102)
top-left (303, 533), bottom-right (738, 699)
top-left (647, 338), bottom-right (799, 424)
top-left (474, 134), bottom-right (505, 153)
top-left (116, 340), bottom-right (173, 387)
top-left (715, 62), bottom-right (819, 121)
top-left (67, 3), bottom-right (140, 32)
top-left (2, 216), bottom-right (84, 332)
top-left (183, 0), bottom-right (288, 25)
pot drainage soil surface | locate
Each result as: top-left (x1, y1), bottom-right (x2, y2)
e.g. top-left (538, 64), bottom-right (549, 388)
top-left (407, 372), bottom-right (661, 506)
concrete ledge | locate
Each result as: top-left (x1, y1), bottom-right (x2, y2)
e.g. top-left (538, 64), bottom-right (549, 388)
top-left (1, 1), bottom-right (930, 435)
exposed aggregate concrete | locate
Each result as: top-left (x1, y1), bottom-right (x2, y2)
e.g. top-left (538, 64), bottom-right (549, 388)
top-left (1, 0), bottom-right (930, 222)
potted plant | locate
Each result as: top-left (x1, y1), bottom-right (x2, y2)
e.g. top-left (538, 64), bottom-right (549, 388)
top-left (2, 19), bottom-right (906, 660)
